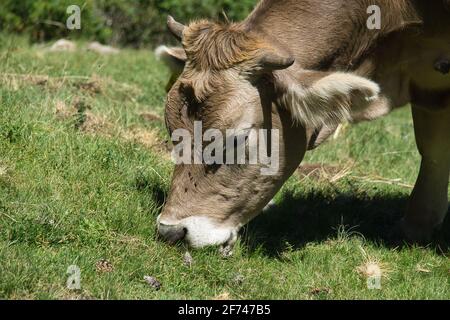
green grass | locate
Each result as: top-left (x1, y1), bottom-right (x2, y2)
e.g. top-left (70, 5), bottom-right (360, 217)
top-left (0, 35), bottom-right (449, 300)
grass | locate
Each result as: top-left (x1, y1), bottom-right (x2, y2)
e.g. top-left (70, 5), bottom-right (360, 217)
top-left (0, 34), bottom-right (449, 300)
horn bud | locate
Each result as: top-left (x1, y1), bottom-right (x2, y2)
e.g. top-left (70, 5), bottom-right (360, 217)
top-left (167, 16), bottom-right (186, 41)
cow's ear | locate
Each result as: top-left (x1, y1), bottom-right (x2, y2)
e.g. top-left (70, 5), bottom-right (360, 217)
top-left (155, 46), bottom-right (187, 91)
top-left (155, 45), bottom-right (187, 74)
top-left (276, 71), bottom-right (388, 128)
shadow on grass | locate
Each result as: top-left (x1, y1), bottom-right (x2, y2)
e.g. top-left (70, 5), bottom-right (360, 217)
top-left (134, 171), bottom-right (168, 208)
top-left (244, 190), bottom-right (450, 257)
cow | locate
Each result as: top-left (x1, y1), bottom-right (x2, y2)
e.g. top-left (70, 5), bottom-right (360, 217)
top-left (156, 0), bottom-right (450, 250)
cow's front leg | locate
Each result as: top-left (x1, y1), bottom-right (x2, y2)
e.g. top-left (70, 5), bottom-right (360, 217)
top-left (403, 103), bottom-right (450, 242)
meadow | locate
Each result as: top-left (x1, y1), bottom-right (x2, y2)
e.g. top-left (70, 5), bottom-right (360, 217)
top-left (0, 35), bottom-right (448, 299)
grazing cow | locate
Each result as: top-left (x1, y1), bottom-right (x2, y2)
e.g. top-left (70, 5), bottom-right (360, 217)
top-left (157, 0), bottom-right (450, 249)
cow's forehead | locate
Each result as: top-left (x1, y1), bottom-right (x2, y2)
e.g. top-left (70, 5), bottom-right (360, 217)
top-left (182, 20), bottom-right (262, 71)
top-left (166, 74), bottom-right (262, 134)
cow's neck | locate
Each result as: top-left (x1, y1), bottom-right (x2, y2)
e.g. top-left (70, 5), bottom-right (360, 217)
top-left (244, 0), bottom-right (421, 72)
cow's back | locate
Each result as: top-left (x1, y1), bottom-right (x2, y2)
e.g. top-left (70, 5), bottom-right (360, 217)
top-left (246, 0), bottom-right (450, 109)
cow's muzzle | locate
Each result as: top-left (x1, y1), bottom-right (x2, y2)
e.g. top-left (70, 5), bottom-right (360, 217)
top-left (158, 223), bottom-right (187, 244)
top-left (156, 214), bottom-right (239, 249)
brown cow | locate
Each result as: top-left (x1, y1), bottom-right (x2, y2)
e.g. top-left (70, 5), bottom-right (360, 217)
top-left (157, 0), bottom-right (450, 250)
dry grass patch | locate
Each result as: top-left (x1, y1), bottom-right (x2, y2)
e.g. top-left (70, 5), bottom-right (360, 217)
top-left (1, 73), bottom-right (141, 98)
top-left (54, 98), bottom-right (170, 156)
top-left (54, 100), bottom-right (78, 120)
top-left (54, 98), bottom-right (113, 136)
top-left (140, 112), bottom-right (163, 123)
top-left (78, 111), bottom-right (113, 136)
top-left (213, 292), bottom-right (231, 300)
top-left (0, 73), bottom-right (50, 91)
top-left (122, 127), bottom-right (172, 156)
top-left (415, 263), bottom-right (433, 274)
top-left (354, 174), bottom-right (414, 189)
top-left (356, 246), bottom-right (392, 284)
top-left (297, 163), bottom-right (351, 183)
top-left (123, 127), bottom-right (161, 149)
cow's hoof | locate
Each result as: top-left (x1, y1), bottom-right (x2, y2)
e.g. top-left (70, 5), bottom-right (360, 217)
top-left (400, 219), bottom-right (439, 244)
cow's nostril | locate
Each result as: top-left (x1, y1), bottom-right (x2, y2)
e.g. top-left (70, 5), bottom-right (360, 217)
top-left (158, 223), bottom-right (187, 244)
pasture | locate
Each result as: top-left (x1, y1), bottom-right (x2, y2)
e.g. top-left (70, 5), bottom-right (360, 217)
top-left (0, 35), bottom-right (449, 300)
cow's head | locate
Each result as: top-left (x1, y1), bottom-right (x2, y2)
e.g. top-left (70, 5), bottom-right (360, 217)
top-left (157, 17), bottom-right (386, 249)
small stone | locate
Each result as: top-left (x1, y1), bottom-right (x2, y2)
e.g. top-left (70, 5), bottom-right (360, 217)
top-left (144, 276), bottom-right (161, 290)
top-left (49, 39), bottom-right (76, 52)
top-left (232, 274), bottom-right (245, 285)
top-left (183, 251), bottom-right (193, 267)
top-left (87, 42), bottom-right (119, 55)
top-left (219, 245), bottom-right (234, 258)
